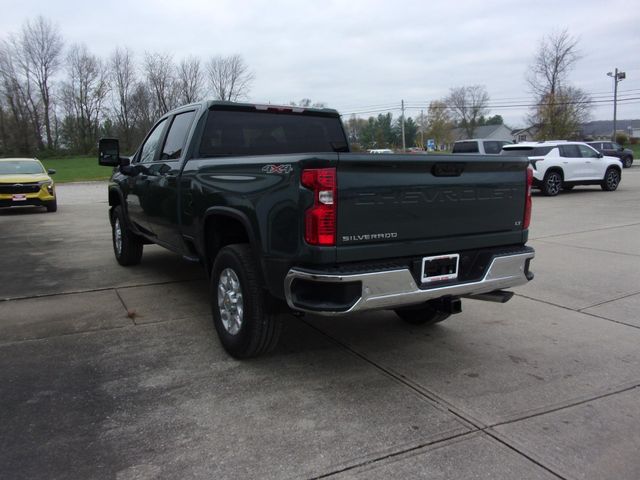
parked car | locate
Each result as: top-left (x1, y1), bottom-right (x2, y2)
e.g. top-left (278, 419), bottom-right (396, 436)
top-left (0, 158), bottom-right (57, 212)
top-left (452, 139), bottom-right (512, 155)
top-left (98, 101), bottom-right (535, 358)
top-left (502, 141), bottom-right (622, 196)
top-left (586, 141), bottom-right (633, 168)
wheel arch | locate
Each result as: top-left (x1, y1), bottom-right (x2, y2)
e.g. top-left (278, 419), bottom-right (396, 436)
top-left (607, 163), bottom-right (622, 174)
top-left (544, 166), bottom-right (564, 180)
top-left (202, 207), bottom-right (264, 283)
top-left (108, 186), bottom-right (124, 208)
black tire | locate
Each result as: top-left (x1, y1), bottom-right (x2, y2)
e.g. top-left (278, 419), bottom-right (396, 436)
top-left (541, 170), bottom-right (562, 196)
top-left (601, 167), bottom-right (621, 191)
top-left (562, 184), bottom-right (574, 191)
top-left (111, 205), bottom-right (143, 266)
top-left (45, 199), bottom-right (57, 212)
top-left (211, 244), bottom-right (283, 358)
top-left (394, 301), bottom-right (451, 326)
top-left (622, 156), bottom-right (633, 168)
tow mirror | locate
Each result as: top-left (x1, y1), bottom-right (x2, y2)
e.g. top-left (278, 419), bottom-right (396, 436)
top-left (47, 169), bottom-right (56, 175)
top-left (98, 138), bottom-right (121, 167)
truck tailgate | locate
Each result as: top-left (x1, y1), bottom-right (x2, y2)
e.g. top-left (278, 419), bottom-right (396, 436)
top-left (336, 153), bottom-right (528, 262)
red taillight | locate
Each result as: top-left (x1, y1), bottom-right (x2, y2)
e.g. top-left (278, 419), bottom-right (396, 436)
top-left (301, 168), bottom-right (336, 246)
top-left (523, 166), bottom-right (533, 229)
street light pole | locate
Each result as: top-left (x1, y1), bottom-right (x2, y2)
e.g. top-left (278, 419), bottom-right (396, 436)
top-left (607, 68), bottom-right (626, 142)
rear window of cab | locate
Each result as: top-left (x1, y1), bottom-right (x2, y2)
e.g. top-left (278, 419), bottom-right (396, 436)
top-left (501, 146), bottom-right (554, 157)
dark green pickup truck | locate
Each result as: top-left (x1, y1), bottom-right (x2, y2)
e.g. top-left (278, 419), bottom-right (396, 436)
top-left (99, 101), bottom-right (534, 358)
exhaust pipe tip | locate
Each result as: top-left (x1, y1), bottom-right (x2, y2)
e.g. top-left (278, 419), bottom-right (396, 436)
top-left (465, 290), bottom-right (514, 304)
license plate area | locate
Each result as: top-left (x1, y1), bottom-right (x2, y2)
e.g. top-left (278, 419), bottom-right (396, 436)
top-left (421, 254), bottom-right (459, 283)
top-left (12, 194), bottom-right (27, 202)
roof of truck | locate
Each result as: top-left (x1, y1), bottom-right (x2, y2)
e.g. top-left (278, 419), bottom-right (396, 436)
top-left (176, 100), bottom-right (341, 116)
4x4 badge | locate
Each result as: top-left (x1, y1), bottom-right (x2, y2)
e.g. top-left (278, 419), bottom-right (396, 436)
top-left (262, 164), bottom-right (292, 174)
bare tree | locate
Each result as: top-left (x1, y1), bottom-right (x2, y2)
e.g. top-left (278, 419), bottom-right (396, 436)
top-left (0, 37), bottom-right (44, 152)
top-left (445, 85), bottom-right (489, 138)
top-left (129, 81), bottom-right (155, 140)
top-left (527, 29), bottom-right (591, 139)
top-left (206, 54), bottom-right (254, 102)
top-left (61, 44), bottom-right (109, 153)
top-left (109, 47), bottom-right (136, 150)
top-left (143, 52), bottom-right (178, 116)
top-left (290, 98), bottom-right (327, 108)
top-left (527, 29), bottom-right (580, 98)
top-left (20, 16), bottom-right (63, 149)
top-left (177, 56), bottom-right (202, 104)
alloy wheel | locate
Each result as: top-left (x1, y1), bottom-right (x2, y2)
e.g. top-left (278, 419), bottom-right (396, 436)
top-left (217, 268), bottom-right (244, 335)
top-left (547, 173), bottom-right (561, 195)
top-left (114, 218), bottom-right (123, 256)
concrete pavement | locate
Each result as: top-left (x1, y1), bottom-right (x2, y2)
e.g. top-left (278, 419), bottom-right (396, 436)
top-left (1, 172), bottom-right (640, 479)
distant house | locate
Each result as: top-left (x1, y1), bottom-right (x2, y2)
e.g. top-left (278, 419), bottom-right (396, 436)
top-left (512, 126), bottom-right (539, 143)
top-left (451, 124), bottom-right (514, 143)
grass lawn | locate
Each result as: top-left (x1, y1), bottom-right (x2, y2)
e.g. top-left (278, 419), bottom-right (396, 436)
top-left (628, 144), bottom-right (640, 160)
top-left (40, 155), bottom-right (112, 183)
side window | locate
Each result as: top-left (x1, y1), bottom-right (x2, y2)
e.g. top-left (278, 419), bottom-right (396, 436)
top-left (559, 145), bottom-right (581, 158)
top-left (531, 146), bottom-right (553, 156)
top-left (139, 119), bottom-right (167, 163)
top-left (452, 141), bottom-right (478, 153)
top-left (578, 145), bottom-right (599, 158)
top-left (483, 141), bottom-right (503, 154)
top-left (160, 111), bottom-right (196, 160)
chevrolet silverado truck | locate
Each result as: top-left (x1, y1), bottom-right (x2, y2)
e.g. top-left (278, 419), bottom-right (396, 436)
top-left (98, 101), bottom-right (535, 358)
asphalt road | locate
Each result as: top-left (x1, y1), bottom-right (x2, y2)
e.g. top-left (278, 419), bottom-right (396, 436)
top-left (1, 169), bottom-right (640, 479)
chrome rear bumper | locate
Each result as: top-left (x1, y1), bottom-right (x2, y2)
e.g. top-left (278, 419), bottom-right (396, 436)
top-left (284, 251), bottom-right (534, 315)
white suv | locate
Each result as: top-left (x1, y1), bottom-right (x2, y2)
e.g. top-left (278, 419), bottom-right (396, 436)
top-left (502, 141), bottom-right (623, 196)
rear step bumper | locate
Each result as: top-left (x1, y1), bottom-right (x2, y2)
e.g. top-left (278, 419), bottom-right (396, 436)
top-left (284, 250), bottom-right (534, 315)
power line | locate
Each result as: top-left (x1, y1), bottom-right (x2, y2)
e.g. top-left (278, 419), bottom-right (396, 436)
top-left (335, 88), bottom-right (640, 116)
top-left (340, 97), bottom-right (640, 117)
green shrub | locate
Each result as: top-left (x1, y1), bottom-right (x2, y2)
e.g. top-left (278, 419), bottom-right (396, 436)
top-left (615, 133), bottom-right (628, 146)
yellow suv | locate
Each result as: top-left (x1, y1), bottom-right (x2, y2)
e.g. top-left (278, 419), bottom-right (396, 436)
top-left (0, 158), bottom-right (57, 212)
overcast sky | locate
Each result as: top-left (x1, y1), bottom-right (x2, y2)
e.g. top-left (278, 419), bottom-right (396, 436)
top-left (2, 0), bottom-right (639, 127)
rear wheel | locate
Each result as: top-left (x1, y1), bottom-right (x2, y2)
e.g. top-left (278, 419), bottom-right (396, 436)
top-left (622, 156), bottom-right (633, 168)
top-left (541, 170), bottom-right (562, 196)
top-left (394, 301), bottom-right (451, 326)
top-left (111, 205), bottom-right (143, 266)
top-left (601, 167), bottom-right (621, 191)
top-left (211, 244), bottom-right (282, 358)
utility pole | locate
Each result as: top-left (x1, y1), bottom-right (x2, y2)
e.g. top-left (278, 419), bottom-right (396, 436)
top-left (401, 99), bottom-right (406, 152)
top-left (420, 109), bottom-right (425, 148)
top-left (607, 68), bottom-right (626, 142)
